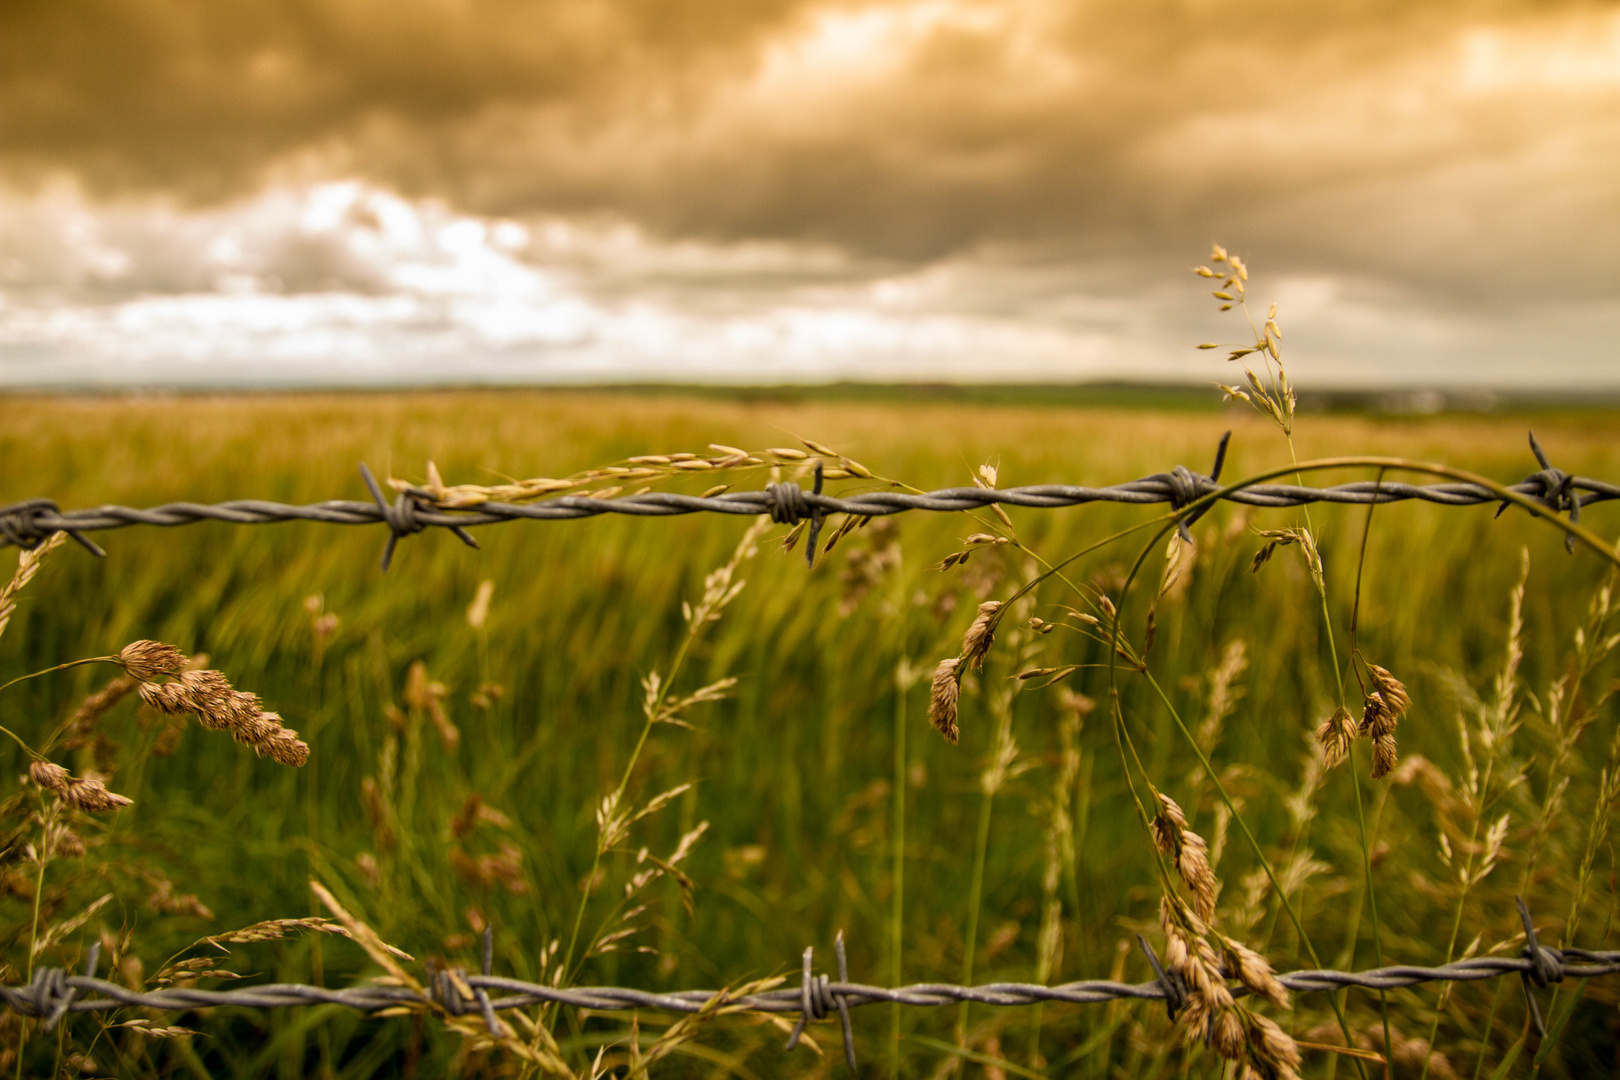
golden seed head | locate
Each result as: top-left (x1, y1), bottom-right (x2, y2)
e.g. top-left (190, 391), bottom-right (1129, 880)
top-left (263, 730), bottom-right (312, 768)
top-left (1151, 794), bottom-right (1186, 855)
top-left (961, 601), bottom-right (1001, 672)
top-left (137, 680), bottom-right (186, 716)
top-left (138, 668), bottom-right (306, 766)
top-left (1223, 939), bottom-right (1289, 1009)
top-left (1368, 664), bottom-right (1411, 718)
top-left (1212, 1008), bottom-right (1245, 1058)
top-left (1155, 796), bottom-right (1217, 923)
top-left (117, 641), bottom-right (188, 681)
top-left (63, 777), bottom-right (133, 813)
top-left (1359, 691), bottom-right (1398, 739)
top-left (29, 760), bottom-right (69, 792)
top-left (1246, 1013), bottom-right (1302, 1079)
top-left (53, 828), bottom-right (86, 859)
top-left (1371, 733), bottom-right (1399, 779)
top-left (928, 658), bottom-right (962, 744)
top-left (1315, 706), bottom-right (1356, 769)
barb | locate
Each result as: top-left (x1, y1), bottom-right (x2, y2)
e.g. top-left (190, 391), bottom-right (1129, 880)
top-left (2, 433), bottom-right (1614, 566)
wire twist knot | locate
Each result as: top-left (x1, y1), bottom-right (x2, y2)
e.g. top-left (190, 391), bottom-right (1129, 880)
top-left (426, 929), bottom-right (500, 1035)
top-left (1499, 432), bottom-right (1581, 554)
top-left (1138, 935), bottom-right (1190, 1021)
top-left (1515, 896), bottom-right (1565, 1038)
top-left (766, 462), bottom-right (825, 566)
top-left (785, 931), bottom-right (856, 1072)
top-left (27, 944), bottom-right (96, 1031)
top-left (0, 500), bottom-right (105, 557)
top-left (0, 499), bottom-right (58, 550)
top-left (360, 463), bottom-right (477, 571)
top-left (1160, 431), bottom-right (1231, 542)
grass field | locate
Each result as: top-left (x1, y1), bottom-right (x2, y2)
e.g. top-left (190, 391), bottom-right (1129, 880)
top-left (1, 389), bottom-right (1617, 1078)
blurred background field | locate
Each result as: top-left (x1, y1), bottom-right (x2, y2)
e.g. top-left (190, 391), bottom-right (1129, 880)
top-left (2, 390), bottom-right (1618, 1077)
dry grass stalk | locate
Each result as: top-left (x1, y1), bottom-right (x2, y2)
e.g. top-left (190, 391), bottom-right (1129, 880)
top-left (1239, 1012), bottom-right (1303, 1080)
top-left (1152, 794), bottom-right (1217, 923)
top-left (1315, 706), bottom-right (1356, 769)
top-left (147, 875), bottom-right (214, 919)
top-left (61, 673), bottom-right (138, 750)
top-left (1198, 245), bottom-right (1296, 435)
top-left (1219, 937), bottom-right (1289, 1009)
top-left (0, 531), bottom-right (67, 643)
top-left (309, 881), bottom-right (419, 988)
top-left (466, 579), bottom-right (495, 630)
top-left (961, 601), bottom-right (1001, 672)
top-left (138, 663), bottom-right (309, 766)
top-left (1159, 896), bottom-right (1233, 1035)
top-left (394, 439), bottom-right (873, 510)
top-left (115, 640), bottom-right (188, 681)
top-left (29, 759), bottom-right (133, 813)
top-left (199, 917), bottom-right (350, 949)
top-left (405, 660), bottom-right (460, 751)
top-left (1358, 663), bottom-right (1411, 778)
top-left (928, 658), bottom-right (961, 744)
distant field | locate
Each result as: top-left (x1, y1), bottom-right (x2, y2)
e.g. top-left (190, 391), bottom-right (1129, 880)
top-left (1, 390), bottom-right (1617, 1077)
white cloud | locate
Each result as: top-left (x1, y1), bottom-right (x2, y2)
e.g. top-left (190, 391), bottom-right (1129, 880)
top-left (0, 178), bottom-right (1615, 390)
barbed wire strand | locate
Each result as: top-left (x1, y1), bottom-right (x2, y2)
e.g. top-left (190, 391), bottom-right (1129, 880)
top-left (2, 900), bottom-right (1613, 1071)
top-left (1, 432), bottom-right (1612, 569)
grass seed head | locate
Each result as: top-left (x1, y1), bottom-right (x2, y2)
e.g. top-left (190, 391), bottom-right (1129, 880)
top-left (1371, 733), bottom-right (1399, 779)
top-left (1213, 1009), bottom-right (1245, 1058)
top-left (1368, 664), bottom-right (1411, 717)
top-left (1222, 939), bottom-right (1289, 1009)
top-left (929, 658), bottom-right (962, 744)
top-left (117, 641), bottom-right (188, 681)
top-left (29, 760), bottom-right (69, 792)
top-left (1154, 795), bottom-right (1217, 922)
top-left (138, 669), bottom-right (307, 765)
top-left (1243, 1012), bottom-right (1302, 1080)
top-left (63, 674), bottom-right (138, 749)
top-left (63, 776), bottom-right (133, 813)
top-left (961, 600), bottom-right (1001, 672)
top-left (1315, 707), bottom-right (1356, 769)
top-left (29, 759), bottom-right (132, 812)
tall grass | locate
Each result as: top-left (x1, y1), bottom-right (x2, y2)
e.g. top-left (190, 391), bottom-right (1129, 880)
top-left (0, 388), bottom-right (1616, 1076)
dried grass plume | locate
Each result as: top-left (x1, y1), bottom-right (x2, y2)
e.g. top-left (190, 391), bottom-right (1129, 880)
top-left (929, 658), bottom-right (961, 744)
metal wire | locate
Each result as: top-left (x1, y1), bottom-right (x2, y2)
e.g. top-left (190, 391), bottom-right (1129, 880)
top-left (3, 903), bottom-right (1613, 1071)
top-left (1, 432), bottom-right (1613, 567)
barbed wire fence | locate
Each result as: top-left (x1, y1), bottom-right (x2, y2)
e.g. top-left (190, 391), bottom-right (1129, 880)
top-left (4, 431), bottom-right (1619, 1069)
top-left (0, 901), bottom-right (1614, 1072)
top-left (1, 432), bottom-right (1613, 569)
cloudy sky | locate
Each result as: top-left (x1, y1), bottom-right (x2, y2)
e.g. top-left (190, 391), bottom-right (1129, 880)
top-left (2, 0), bottom-right (1617, 389)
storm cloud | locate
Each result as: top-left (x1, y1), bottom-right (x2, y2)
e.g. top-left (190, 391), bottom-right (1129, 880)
top-left (2, 0), bottom-right (1618, 386)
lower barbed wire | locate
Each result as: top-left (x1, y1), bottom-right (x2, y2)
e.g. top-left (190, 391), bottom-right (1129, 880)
top-left (7, 950), bottom-right (1618, 1020)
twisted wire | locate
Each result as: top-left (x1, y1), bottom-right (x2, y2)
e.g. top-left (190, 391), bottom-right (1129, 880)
top-left (4, 946), bottom-right (1614, 1030)
top-left (3, 441), bottom-right (1614, 564)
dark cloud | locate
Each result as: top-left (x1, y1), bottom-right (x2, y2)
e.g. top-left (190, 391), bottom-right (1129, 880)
top-left (3, 0), bottom-right (1619, 301)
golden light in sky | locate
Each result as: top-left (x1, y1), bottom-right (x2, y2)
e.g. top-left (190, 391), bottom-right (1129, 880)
top-left (2, 0), bottom-right (1617, 388)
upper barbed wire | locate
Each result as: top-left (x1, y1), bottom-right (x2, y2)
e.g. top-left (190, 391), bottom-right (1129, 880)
top-left (1, 436), bottom-right (1614, 566)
